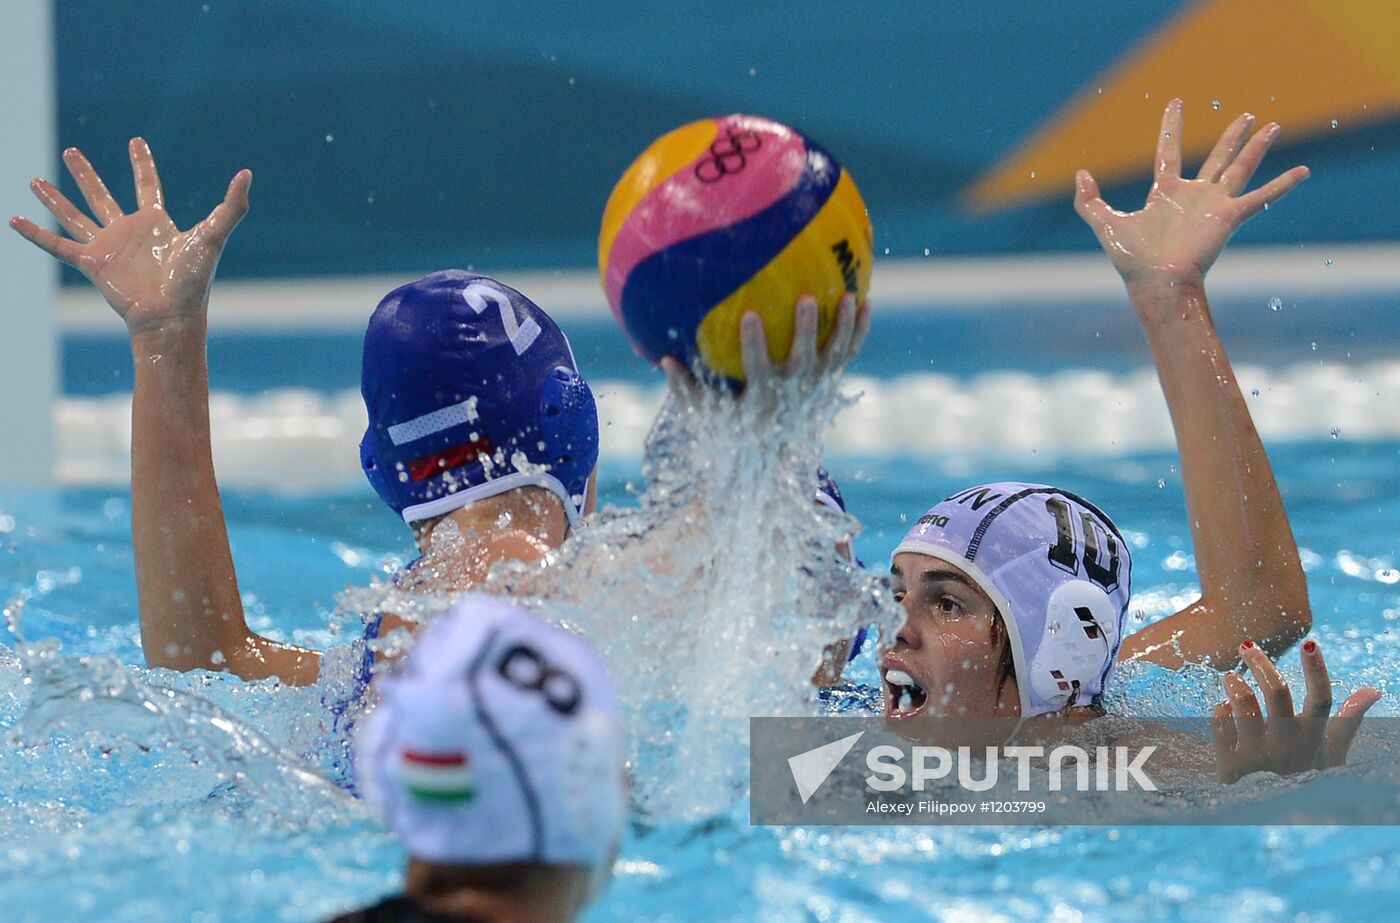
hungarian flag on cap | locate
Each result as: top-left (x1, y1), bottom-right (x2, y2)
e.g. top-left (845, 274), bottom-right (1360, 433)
top-left (399, 749), bottom-right (476, 803)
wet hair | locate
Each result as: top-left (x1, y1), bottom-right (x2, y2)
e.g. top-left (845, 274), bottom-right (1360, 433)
top-left (411, 512), bottom-right (448, 546)
top-left (407, 859), bottom-right (583, 896)
top-left (989, 611), bottom-right (1017, 705)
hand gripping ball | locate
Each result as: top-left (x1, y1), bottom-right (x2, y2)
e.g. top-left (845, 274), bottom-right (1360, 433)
top-left (599, 114), bottom-right (873, 381)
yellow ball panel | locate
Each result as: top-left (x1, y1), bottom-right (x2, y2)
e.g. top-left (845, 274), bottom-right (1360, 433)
top-left (695, 170), bottom-right (873, 381)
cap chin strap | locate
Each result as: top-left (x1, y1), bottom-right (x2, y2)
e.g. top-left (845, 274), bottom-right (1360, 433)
top-left (891, 539), bottom-right (1034, 722)
top-left (401, 470), bottom-right (583, 531)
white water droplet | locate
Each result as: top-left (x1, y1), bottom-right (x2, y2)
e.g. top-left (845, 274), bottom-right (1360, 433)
top-left (1251, 388), bottom-right (1260, 397)
top-left (325, 133), bottom-right (334, 143)
top-left (1157, 479), bottom-right (1166, 489)
top-left (1268, 297), bottom-right (1282, 312)
top-left (1330, 427), bottom-right (1340, 439)
top-left (1331, 119), bottom-right (1339, 129)
top-left (1211, 99), bottom-right (1221, 110)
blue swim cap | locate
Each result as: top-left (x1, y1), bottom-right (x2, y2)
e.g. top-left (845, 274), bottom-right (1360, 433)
top-left (815, 466), bottom-right (846, 512)
top-left (359, 270), bottom-right (599, 526)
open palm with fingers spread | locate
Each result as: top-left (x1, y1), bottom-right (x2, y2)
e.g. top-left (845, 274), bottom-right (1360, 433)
top-left (9, 138), bottom-right (250, 334)
top-left (1213, 640), bottom-right (1381, 784)
top-left (1074, 99), bottom-right (1310, 290)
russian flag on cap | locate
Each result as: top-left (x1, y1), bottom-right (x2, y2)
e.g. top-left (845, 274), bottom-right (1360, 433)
top-left (399, 749), bottom-right (476, 804)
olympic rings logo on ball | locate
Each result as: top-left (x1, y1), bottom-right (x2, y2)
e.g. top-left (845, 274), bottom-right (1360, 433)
top-left (694, 129), bottom-right (762, 184)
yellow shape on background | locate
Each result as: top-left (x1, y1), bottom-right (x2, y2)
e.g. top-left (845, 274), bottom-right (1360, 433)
top-left (965, 0), bottom-right (1400, 213)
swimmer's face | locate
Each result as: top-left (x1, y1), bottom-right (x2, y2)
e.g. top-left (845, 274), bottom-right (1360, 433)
top-left (881, 553), bottom-right (1018, 719)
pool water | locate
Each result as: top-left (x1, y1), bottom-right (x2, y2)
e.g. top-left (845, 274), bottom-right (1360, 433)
top-left (4, 308), bottom-right (1400, 922)
top-left (3, 436), bottom-right (1400, 922)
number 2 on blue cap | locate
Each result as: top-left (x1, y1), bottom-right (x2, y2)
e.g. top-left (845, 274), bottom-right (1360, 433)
top-left (462, 280), bottom-right (542, 355)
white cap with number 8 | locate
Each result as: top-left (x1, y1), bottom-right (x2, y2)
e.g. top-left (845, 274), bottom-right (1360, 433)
top-left (355, 593), bottom-right (626, 875)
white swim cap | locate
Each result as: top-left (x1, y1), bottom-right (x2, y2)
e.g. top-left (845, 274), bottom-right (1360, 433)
top-left (893, 482), bottom-right (1132, 718)
top-left (355, 594), bottom-right (626, 875)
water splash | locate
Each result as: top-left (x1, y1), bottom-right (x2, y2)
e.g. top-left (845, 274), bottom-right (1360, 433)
top-left (8, 635), bottom-right (356, 829)
top-left (500, 368), bottom-right (902, 818)
top-left (310, 363), bottom-right (905, 820)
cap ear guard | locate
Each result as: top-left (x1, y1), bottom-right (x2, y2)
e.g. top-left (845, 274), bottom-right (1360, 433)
top-left (360, 430), bottom-right (398, 511)
top-left (538, 366), bottom-right (600, 507)
top-left (1027, 580), bottom-right (1121, 711)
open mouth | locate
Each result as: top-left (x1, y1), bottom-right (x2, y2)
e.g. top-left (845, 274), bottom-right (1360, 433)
top-left (883, 667), bottom-right (929, 717)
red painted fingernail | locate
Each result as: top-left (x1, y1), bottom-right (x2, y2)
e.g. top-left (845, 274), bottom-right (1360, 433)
top-left (1241, 640), bottom-right (1254, 650)
top-left (1303, 640), bottom-right (1317, 653)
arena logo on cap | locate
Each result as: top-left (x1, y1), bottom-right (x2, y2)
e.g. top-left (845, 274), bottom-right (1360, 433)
top-left (399, 749), bottom-right (477, 804)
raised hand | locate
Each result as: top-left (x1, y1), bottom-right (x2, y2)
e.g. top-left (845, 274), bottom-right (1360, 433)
top-left (738, 294), bottom-right (868, 390)
top-left (1074, 100), bottom-right (1309, 291)
top-left (10, 138), bottom-right (250, 334)
top-left (9, 140), bottom-right (317, 683)
top-left (1212, 640), bottom-right (1381, 783)
top-left (660, 294), bottom-right (870, 408)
